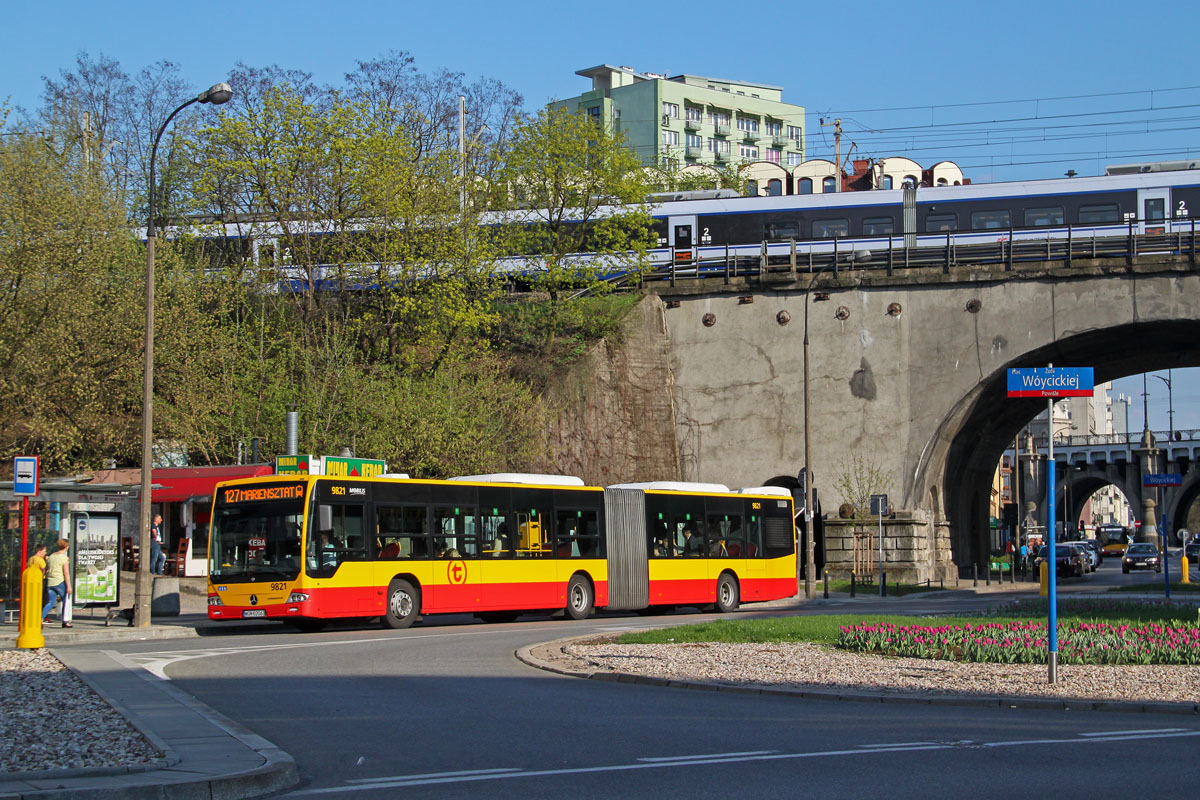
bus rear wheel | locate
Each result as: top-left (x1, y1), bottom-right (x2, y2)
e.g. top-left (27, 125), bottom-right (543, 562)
top-left (565, 575), bottom-right (594, 620)
top-left (715, 573), bottom-right (739, 613)
top-left (383, 579), bottom-right (419, 629)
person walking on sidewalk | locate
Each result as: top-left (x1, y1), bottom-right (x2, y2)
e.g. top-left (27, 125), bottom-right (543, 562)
top-left (150, 513), bottom-right (166, 575)
top-left (42, 539), bottom-right (72, 627)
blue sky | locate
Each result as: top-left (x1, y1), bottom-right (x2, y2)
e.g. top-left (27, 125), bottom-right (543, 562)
top-left (3, 0), bottom-right (1196, 430)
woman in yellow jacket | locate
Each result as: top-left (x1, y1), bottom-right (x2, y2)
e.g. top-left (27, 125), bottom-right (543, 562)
top-left (42, 539), bottom-right (72, 628)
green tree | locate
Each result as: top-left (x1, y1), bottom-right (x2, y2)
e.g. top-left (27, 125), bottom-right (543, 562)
top-left (832, 454), bottom-right (894, 522)
top-left (497, 106), bottom-right (656, 302)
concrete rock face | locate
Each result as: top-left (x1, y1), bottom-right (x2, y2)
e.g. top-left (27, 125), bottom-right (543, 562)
top-left (541, 296), bottom-right (682, 486)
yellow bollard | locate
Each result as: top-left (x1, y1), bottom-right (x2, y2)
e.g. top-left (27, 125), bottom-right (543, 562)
top-left (16, 563), bottom-right (45, 649)
top-left (1039, 560), bottom-right (1049, 597)
top-left (1182, 556), bottom-right (1190, 584)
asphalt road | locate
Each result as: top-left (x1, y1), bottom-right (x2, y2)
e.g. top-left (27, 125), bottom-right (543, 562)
top-left (73, 564), bottom-right (1200, 800)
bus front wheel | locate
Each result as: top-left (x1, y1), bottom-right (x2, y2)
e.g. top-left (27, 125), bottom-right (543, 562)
top-left (383, 579), bottom-right (419, 629)
top-left (715, 573), bottom-right (739, 613)
top-left (565, 575), bottom-right (594, 620)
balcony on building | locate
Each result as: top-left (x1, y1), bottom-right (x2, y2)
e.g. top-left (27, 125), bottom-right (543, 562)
top-left (772, 134), bottom-right (788, 148)
top-left (685, 145), bottom-right (703, 160)
top-left (713, 122), bottom-right (730, 136)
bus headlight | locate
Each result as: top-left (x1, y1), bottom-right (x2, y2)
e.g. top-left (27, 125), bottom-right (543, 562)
top-left (208, 595), bottom-right (224, 606)
top-left (287, 592), bottom-right (310, 603)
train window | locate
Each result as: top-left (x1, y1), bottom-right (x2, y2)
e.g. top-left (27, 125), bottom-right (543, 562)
top-left (881, 175), bottom-right (893, 189)
top-left (812, 219), bottom-right (849, 238)
top-left (970, 210), bottom-right (1011, 230)
top-left (822, 177), bottom-right (837, 193)
top-left (1024, 207), bottom-right (1064, 226)
top-left (1078, 204), bottom-right (1120, 223)
top-left (764, 221), bottom-right (800, 240)
top-left (862, 217), bottom-right (894, 235)
top-left (798, 178), bottom-right (813, 195)
top-left (925, 213), bottom-right (957, 232)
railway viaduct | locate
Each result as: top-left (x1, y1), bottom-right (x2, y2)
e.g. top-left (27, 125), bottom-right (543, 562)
top-left (640, 252), bottom-right (1200, 581)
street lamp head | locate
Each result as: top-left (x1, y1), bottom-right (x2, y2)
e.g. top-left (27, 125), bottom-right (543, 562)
top-left (198, 82), bottom-right (234, 106)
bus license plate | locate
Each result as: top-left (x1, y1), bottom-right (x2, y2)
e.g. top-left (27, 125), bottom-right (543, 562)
top-left (242, 609), bottom-right (266, 618)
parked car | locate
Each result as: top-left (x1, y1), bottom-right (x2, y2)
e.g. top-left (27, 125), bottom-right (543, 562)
top-left (1077, 540), bottom-right (1102, 571)
top-left (1122, 542), bottom-right (1162, 574)
top-left (1035, 544), bottom-right (1086, 578)
top-left (1183, 541), bottom-right (1200, 564)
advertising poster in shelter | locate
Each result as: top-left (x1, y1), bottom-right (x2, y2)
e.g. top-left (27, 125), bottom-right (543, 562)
top-left (72, 514), bottom-right (119, 606)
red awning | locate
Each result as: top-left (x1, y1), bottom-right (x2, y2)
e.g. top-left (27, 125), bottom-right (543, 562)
top-left (150, 465), bottom-right (274, 503)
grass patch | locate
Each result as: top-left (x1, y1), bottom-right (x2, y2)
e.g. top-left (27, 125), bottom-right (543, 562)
top-left (616, 598), bottom-right (1200, 649)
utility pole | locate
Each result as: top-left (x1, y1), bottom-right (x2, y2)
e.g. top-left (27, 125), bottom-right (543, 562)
top-left (820, 117), bottom-right (842, 192)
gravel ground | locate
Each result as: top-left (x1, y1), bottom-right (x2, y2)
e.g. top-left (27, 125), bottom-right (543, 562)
top-left (564, 640), bottom-right (1200, 705)
top-left (0, 649), bottom-right (160, 773)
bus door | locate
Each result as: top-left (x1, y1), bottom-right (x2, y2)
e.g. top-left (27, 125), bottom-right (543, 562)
top-left (1138, 187), bottom-right (1170, 235)
top-left (669, 215), bottom-right (696, 264)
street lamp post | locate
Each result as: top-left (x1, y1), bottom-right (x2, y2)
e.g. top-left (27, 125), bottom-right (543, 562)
top-left (802, 264), bottom-right (839, 599)
top-left (134, 82), bottom-right (233, 628)
top-left (1152, 371), bottom-right (1174, 443)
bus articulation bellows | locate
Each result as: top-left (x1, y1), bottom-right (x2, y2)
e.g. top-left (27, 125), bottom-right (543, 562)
top-left (206, 472), bottom-right (798, 630)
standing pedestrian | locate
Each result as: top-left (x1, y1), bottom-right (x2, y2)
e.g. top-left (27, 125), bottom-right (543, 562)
top-left (150, 513), bottom-right (166, 575)
top-left (42, 539), bottom-right (72, 627)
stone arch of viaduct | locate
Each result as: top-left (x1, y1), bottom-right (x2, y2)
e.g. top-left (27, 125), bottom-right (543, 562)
top-left (655, 260), bottom-right (1200, 580)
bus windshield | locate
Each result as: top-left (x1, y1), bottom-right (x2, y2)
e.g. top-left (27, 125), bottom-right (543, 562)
top-left (210, 482), bottom-right (307, 581)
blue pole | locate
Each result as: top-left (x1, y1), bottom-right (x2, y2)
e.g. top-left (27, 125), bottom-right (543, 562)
top-left (1046, 393), bottom-right (1058, 684)
top-left (1161, 490), bottom-right (1171, 599)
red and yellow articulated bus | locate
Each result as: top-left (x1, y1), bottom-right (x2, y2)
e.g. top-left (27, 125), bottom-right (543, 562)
top-left (206, 472), bottom-right (797, 630)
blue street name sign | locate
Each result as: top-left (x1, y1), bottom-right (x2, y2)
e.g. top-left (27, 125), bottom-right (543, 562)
top-left (1144, 473), bottom-right (1183, 487)
top-left (1007, 367), bottom-right (1095, 398)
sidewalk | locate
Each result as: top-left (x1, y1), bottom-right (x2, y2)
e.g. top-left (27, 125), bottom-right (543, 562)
top-left (1, 573), bottom-right (296, 800)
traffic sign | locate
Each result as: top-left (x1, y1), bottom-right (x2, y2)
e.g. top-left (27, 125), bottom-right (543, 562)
top-left (13, 456), bottom-right (39, 496)
top-left (1007, 367), bottom-right (1094, 398)
top-left (1144, 473), bottom-right (1183, 487)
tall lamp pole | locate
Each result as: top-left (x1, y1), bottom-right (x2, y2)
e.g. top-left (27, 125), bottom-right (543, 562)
top-left (1152, 371), bottom-right (1173, 442)
top-left (802, 265), bottom-right (837, 599)
top-left (134, 82), bottom-right (233, 628)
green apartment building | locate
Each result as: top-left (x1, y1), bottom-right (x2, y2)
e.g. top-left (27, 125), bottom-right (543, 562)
top-left (554, 64), bottom-right (806, 171)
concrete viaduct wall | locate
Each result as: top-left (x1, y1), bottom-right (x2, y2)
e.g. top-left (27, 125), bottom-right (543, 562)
top-left (652, 256), bottom-right (1200, 578)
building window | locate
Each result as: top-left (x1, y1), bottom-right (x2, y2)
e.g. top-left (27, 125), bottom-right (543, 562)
top-left (709, 111), bottom-right (730, 127)
top-left (881, 175), bottom-right (893, 189)
top-left (767, 178), bottom-right (783, 196)
top-left (902, 175), bottom-right (918, 188)
top-left (787, 152), bottom-right (803, 166)
top-left (739, 144), bottom-right (759, 159)
top-left (798, 177), bottom-right (813, 194)
top-left (661, 130), bottom-right (679, 147)
top-left (765, 121), bottom-right (782, 136)
top-left (662, 102), bottom-right (679, 118)
top-left (766, 149), bottom-right (781, 164)
top-left (586, 106), bottom-right (602, 124)
top-left (685, 106), bottom-right (702, 122)
top-left (786, 125), bottom-right (801, 141)
top-left (745, 180), bottom-right (758, 196)
top-left (822, 177), bottom-right (836, 193)
top-left (708, 138), bottom-right (730, 155)
top-left (686, 133), bottom-right (703, 149)
top-left (737, 117), bottom-right (759, 133)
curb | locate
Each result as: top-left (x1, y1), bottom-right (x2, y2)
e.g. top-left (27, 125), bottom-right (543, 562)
top-left (516, 635), bottom-right (1200, 716)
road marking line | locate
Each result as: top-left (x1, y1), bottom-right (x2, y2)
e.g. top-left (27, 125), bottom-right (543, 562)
top-left (637, 750), bottom-right (777, 762)
top-left (857, 742), bottom-right (935, 748)
top-left (279, 729), bottom-right (1200, 795)
top-left (1079, 728), bottom-right (1185, 737)
top-left (348, 768), bottom-right (522, 784)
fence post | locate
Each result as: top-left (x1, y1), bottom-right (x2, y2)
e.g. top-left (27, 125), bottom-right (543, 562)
top-left (1066, 224), bottom-right (1072, 267)
top-left (944, 231), bottom-right (951, 273)
top-left (887, 236), bottom-right (894, 276)
top-left (823, 568), bottom-right (829, 599)
top-left (850, 573), bottom-right (856, 598)
top-left (1006, 226), bottom-right (1013, 271)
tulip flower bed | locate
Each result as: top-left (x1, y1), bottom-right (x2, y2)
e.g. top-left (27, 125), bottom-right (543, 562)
top-left (838, 616), bottom-right (1200, 665)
